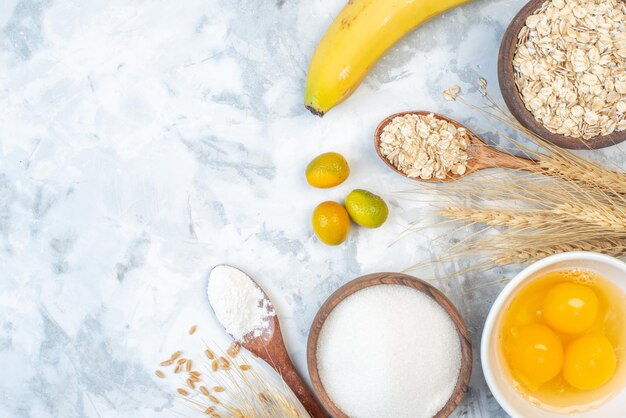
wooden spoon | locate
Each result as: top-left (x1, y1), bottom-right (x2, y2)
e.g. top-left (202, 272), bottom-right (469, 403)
top-left (374, 111), bottom-right (535, 183)
top-left (208, 265), bottom-right (328, 418)
top-left (307, 272), bottom-right (473, 418)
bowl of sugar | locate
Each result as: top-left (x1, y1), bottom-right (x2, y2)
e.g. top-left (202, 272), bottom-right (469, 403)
top-left (307, 272), bottom-right (472, 418)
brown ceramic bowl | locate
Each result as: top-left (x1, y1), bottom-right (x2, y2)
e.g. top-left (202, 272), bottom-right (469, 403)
top-left (307, 272), bottom-right (472, 418)
top-left (498, 0), bottom-right (626, 149)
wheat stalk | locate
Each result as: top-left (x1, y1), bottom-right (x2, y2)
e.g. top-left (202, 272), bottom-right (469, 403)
top-left (417, 80), bottom-right (626, 272)
top-left (157, 335), bottom-right (307, 418)
top-left (442, 203), bottom-right (626, 233)
top-left (552, 203), bottom-right (626, 231)
top-left (491, 239), bottom-right (626, 265)
top-left (441, 206), bottom-right (555, 229)
top-left (535, 157), bottom-right (626, 196)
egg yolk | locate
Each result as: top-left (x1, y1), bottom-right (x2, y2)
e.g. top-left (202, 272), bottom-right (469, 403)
top-left (543, 283), bottom-right (599, 334)
top-left (563, 335), bottom-right (617, 391)
top-left (506, 323), bottom-right (564, 387)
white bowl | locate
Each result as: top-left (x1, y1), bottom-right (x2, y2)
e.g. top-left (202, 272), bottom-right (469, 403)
top-left (481, 252), bottom-right (626, 418)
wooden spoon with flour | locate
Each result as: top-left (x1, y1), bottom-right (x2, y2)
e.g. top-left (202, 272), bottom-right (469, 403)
top-left (208, 265), bottom-right (328, 418)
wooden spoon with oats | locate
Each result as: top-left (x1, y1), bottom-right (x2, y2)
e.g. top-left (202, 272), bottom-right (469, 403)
top-left (374, 111), bottom-right (536, 183)
top-left (208, 265), bottom-right (328, 418)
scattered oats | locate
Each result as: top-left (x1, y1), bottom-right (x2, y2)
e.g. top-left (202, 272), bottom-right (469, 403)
top-left (378, 113), bottom-right (470, 180)
top-left (159, 359), bottom-right (174, 367)
top-left (205, 348), bottom-right (215, 360)
top-left (213, 386), bottom-right (225, 392)
top-left (204, 406), bottom-right (215, 415)
top-left (174, 364), bottom-right (183, 374)
top-left (227, 342), bottom-right (241, 358)
top-left (218, 356), bottom-right (231, 370)
top-left (200, 386), bottom-right (211, 397)
top-left (188, 325), bottom-right (197, 335)
top-left (187, 378), bottom-right (196, 390)
top-left (208, 394), bottom-right (220, 404)
top-left (239, 364), bottom-right (252, 371)
top-left (478, 77), bottom-right (488, 90)
top-left (211, 359), bottom-right (219, 372)
top-left (155, 370), bottom-right (166, 378)
top-left (513, 0), bottom-right (626, 139)
top-left (170, 351), bottom-right (182, 360)
top-left (442, 85), bottom-right (461, 101)
top-left (177, 388), bottom-right (190, 397)
top-left (186, 359), bottom-right (193, 372)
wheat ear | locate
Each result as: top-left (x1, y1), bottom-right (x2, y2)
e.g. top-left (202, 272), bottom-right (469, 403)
top-left (492, 239), bottom-right (626, 265)
top-left (553, 203), bottom-right (626, 231)
top-left (440, 206), bottom-right (555, 229)
top-left (536, 158), bottom-right (626, 196)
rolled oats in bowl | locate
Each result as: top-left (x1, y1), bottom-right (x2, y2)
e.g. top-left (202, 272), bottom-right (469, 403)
top-left (512, 0), bottom-right (626, 140)
top-left (378, 113), bottom-right (470, 180)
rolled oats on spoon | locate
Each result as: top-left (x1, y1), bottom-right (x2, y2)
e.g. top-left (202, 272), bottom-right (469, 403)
top-left (374, 109), bottom-right (537, 183)
top-left (378, 112), bottom-right (470, 180)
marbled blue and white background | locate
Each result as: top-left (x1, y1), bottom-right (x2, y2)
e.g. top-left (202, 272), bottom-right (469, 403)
top-left (4, 0), bottom-right (621, 417)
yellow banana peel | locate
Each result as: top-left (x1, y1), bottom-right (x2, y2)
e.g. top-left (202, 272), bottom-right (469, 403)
top-left (304, 0), bottom-right (473, 116)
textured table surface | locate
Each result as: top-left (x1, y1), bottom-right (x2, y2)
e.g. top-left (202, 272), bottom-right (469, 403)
top-left (4, 0), bottom-right (622, 417)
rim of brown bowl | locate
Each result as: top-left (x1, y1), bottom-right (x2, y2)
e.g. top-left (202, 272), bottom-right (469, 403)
top-left (306, 272), bottom-right (473, 418)
top-left (498, 0), bottom-right (626, 150)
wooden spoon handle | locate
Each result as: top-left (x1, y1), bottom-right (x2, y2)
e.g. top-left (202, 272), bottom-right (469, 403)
top-left (272, 350), bottom-right (329, 418)
top-left (475, 143), bottom-right (536, 171)
top-left (244, 320), bottom-right (329, 418)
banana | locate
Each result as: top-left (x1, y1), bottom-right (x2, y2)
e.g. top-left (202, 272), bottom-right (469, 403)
top-left (304, 0), bottom-right (472, 116)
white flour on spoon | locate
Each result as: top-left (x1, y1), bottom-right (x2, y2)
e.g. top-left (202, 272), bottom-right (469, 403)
top-left (207, 265), bottom-right (275, 341)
